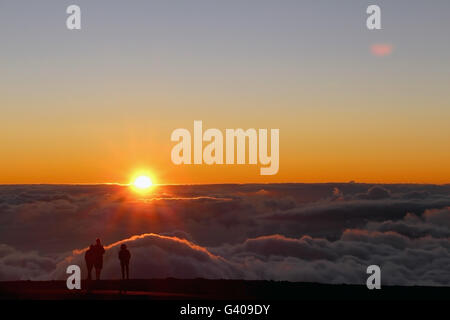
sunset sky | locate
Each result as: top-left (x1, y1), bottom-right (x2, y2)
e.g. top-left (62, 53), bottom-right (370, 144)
top-left (1, 0), bottom-right (450, 184)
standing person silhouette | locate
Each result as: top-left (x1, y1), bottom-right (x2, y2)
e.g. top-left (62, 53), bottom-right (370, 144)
top-left (93, 238), bottom-right (105, 280)
top-left (84, 244), bottom-right (95, 280)
top-left (118, 244), bottom-right (131, 280)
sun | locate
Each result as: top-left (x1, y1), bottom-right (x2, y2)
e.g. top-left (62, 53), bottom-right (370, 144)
top-left (132, 175), bottom-right (153, 190)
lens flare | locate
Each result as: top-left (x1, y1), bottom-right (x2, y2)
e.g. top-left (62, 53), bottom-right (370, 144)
top-left (371, 43), bottom-right (393, 57)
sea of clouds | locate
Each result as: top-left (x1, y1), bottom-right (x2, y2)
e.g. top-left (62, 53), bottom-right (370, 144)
top-left (0, 183), bottom-right (449, 286)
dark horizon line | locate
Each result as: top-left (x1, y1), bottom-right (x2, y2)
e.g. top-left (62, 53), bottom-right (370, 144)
top-left (0, 182), bottom-right (449, 186)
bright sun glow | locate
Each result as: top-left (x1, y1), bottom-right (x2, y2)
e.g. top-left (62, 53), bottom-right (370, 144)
top-left (133, 175), bottom-right (153, 189)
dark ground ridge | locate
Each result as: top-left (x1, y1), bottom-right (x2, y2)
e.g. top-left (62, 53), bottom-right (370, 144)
top-left (0, 278), bottom-right (449, 300)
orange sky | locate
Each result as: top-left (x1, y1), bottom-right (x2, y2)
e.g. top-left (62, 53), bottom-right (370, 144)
top-left (2, 80), bottom-right (450, 184)
top-left (1, 2), bottom-right (450, 184)
top-left (2, 107), bottom-right (450, 184)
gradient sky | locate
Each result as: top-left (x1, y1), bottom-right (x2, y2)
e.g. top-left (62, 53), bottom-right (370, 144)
top-left (1, 0), bottom-right (450, 184)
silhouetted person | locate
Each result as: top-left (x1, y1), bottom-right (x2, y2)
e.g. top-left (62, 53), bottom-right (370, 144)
top-left (118, 244), bottom-right (131, 280)
top-left (84, 244), bottom-right (95, 280)
top-left (93, 238), bottom-right (105, 280)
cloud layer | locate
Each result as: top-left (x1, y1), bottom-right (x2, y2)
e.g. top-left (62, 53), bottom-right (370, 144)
top-left (0, 184), bottom-right (449, 286)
